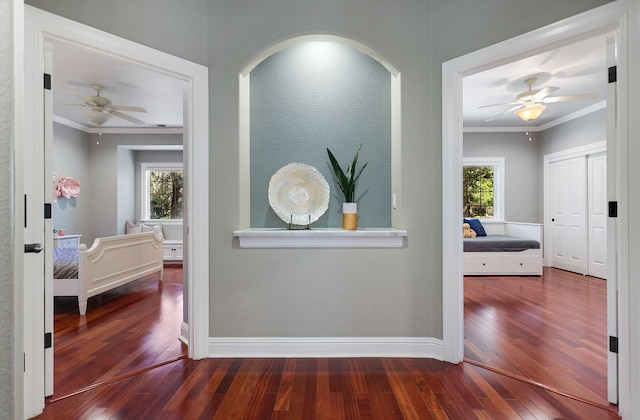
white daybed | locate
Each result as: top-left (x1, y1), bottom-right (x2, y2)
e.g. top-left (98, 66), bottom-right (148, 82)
top-left (53, 231), bottom-right (164, 315)
top-left (463, 221), bottom-right (543, 276)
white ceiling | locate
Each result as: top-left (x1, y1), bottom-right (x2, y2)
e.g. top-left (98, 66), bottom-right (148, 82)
top-left (463, 34), bottom-right (608, 130)
top-left (51, 34), bottom-right (608, 133)
top-left (52, 40), bottom-right (184, 132)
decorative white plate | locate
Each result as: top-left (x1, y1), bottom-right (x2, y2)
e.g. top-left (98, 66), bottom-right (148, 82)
top-left (268, 163), bottom-right (330, 225)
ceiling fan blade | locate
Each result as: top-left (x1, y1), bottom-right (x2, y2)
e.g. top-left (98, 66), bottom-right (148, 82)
top-left (108, 110), bottom-right (146, 125)
top-left (478, 101), bottom-right (519, 109)
top-left (542, 93), bottom-right (599, 103)
top-left (531, 86), bottom-right (559, 101)
top-left (485, 104), bottom-right (523, 121)
top-left (108, 104), bottom-right (147, 113)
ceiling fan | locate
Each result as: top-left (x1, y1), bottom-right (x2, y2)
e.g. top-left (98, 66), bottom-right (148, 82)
top-left (481, 77), bottom-right (598, 122)
top-left (65, 84), bottom-right (147, 132)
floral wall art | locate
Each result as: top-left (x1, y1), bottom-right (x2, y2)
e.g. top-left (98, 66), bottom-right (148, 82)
top-left (52, 173), bottom-right (80, 203)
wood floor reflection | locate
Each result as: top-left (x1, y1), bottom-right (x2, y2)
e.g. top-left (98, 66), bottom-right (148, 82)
top-left (52, 265), bottom-right (186, 399)
top-left (464, 266), bottom-right (611, 408)
top-left (36, 265), bottom-right (621, 419)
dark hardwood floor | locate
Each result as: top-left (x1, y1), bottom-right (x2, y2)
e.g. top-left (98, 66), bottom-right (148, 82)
top-left (465, 267), bottom-right (612, 409)
top-left (51, 265), bottom-right (186, 398)
top-left (35, 266), bottom-right (620, 419)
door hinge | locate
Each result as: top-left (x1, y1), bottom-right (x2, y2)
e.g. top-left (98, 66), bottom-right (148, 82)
top-left (609, 201), bottom-right (618, 218)
top-left (44, 203), bottom-right (52, 219)
top-left (610, 336), bottom-right (619, 353)
top-left (45, 332), bottom-right (52, 349)
top-left (608, 66), bottom-right (617, 83)
top-left (44, 73), bottom-right (52, 90)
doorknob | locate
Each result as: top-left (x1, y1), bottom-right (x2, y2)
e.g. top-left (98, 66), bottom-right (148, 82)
top-left (24, 243), bottom-right (43, 253)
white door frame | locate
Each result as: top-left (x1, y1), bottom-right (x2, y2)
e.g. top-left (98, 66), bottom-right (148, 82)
top-left (543, 142), bottom-right (606, 271)
top-left (442, 2), bottom-right (634, 417)
top-left (22, 6), bottom-right (209, 417)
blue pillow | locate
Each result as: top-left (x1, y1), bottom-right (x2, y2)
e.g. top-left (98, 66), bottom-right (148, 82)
top-left (464, 218), bottom-right (487, 236)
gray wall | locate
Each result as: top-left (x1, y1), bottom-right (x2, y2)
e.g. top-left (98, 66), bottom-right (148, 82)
top-left (116, 147), bottom-right (136, 236)
top-left (50, 125), bottom-right (183, 243)
top-left (87, 133), bottom-right (182, 241)
top-left (23, 0), bottom-right (614, 341)
top-left (250, 42), bottom-right (391, 228)
top-left (52, 123), bottom-right (91, 238)
top-left (539, 108), bottom-right (607, 155)
top-left (463, 109), bottom-right (606, 226)
top-left (464, 132), bottom-right (541, 223)
top-left (1, 0), bottom-right (16, 417)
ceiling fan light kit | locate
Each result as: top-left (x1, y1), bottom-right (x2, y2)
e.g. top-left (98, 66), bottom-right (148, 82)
top-left (515, 102), bottom-right (546, 121)
top-left (481, 76), bottom-right (598, 123)
top-left (64, 83), bottom-right (148, 134)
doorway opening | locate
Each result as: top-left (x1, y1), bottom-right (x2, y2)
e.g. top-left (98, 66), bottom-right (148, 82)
top-left (23, 6), bottom-right (209, 416)
top-left (442, 3), bottom-right (627, 409)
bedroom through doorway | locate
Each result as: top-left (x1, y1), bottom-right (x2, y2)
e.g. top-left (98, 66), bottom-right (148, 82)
top-left (443, 9), bottom-right (619, 401)
top-left (22, 8), bottom-right (210, 413)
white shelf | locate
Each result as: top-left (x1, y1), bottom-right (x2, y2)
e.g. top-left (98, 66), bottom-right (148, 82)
top-left (233, 228), bottom-right (407, 248)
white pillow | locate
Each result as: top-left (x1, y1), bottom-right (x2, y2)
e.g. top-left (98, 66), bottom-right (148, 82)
top-left (140, 222), bottom-right (164, 238)
top-left (125, 220), bottom-right (142, 234)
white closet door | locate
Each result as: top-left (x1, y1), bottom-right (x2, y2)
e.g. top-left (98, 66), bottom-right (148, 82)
top-left (549, 156), bottom-right (587, 274)
top-left (588, 153), bottom-right (607, 279)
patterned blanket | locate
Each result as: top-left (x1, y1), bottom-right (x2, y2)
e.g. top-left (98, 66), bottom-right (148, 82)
top-left (53, 247), bottom-right (78, 279)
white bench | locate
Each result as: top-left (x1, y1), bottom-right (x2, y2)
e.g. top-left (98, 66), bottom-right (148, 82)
top-left (160, 222), bottom-right (183, 262)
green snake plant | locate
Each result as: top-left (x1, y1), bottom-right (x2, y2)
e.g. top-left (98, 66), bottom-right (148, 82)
top-left (326, 144), bottom-right (368, 203)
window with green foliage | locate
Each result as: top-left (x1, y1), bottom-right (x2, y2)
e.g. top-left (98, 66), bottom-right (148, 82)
top-left (142, 163), bottom-right (183, 220)
top-left (463, 157), bottom-right (504, 220)
top-left (463, 166), bottom-right (494, 218)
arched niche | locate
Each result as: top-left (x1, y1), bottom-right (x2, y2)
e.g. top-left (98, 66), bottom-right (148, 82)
top-left (239, 35), bottom-right (401, 229)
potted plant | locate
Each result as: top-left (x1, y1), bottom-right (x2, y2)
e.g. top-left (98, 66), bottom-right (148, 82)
top-left (327, 144), bottom-right (368, 230)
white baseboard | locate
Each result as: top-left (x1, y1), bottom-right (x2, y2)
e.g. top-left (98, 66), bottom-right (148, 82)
top-left (208, 336), bottom-right (444, 359)
top-left (179, 322), bottom-right (189, 345)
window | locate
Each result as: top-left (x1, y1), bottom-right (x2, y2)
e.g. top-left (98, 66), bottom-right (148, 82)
top-left (141, 163), bottom-right (183, 220)
top-left (463, 157), bottom-right (504, 220)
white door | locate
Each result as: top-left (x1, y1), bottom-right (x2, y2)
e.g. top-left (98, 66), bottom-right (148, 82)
top-left (588, 153), bottom-right (607, 279)
top-left (43, 42), bottom-right (55, 397)
top-left (605, 33), bottom-right (618, 405)
top-left (22, 27), bottom-right (51, 414)
top-left (549, 156), bottom-right (587, 274)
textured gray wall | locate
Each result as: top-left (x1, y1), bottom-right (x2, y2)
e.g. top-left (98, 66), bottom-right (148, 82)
top-left (22, 0), bottom-right (614, 342)
top-left (464, 132), bottom-right (542, 223)
top-left (1, 0), bottom-right (16, 417)
top-left (250, 42), bottom-right (391, 228)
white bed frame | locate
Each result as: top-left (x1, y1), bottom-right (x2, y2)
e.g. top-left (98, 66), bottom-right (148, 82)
top-left (54, 232), bottom-right (164, 315)
top-left (464, 221), bottom-right (543, 276)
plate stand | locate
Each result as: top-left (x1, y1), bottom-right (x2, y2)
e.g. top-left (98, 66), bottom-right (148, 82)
top-left (287, 214), bottom-right (311, 230)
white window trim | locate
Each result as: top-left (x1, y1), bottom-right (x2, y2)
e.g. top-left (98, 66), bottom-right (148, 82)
top-left (463, 157), bottom-right (505, 222)
top-left (141, 162), bottom-right (184, 221)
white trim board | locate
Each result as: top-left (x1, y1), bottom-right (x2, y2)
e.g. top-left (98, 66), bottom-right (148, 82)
top-left (23, 6), bottom-right (209, 417)
top-left (442, 2), bottom-right (633, 417)
top-left (209, 337), bottom-right (444, 359)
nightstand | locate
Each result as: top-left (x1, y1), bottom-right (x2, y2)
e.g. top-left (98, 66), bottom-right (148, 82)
top-left (53, 234), bottom-right (82, 249)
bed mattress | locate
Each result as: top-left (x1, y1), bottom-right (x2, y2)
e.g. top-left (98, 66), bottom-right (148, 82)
top-left (53, 247), bottom-right (78, 279)
top-left (463, 234), bottom-right (540, 253)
